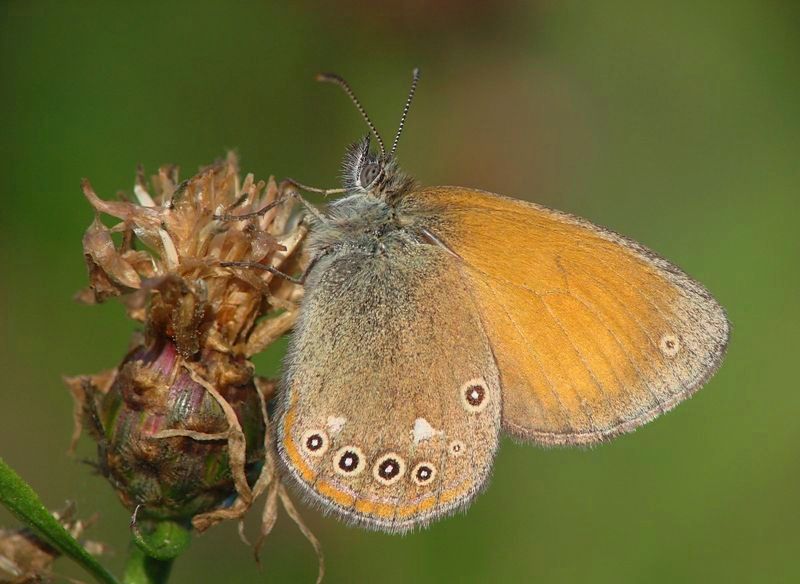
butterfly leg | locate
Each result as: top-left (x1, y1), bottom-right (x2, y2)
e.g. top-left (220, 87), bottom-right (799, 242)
top-left (282, 177), bottom-right (346, 198)
top-left (276, 179), bottom-right (336, 225)
top-left (213, 197), bottom-right (285, 222)
top-left (212, 179), bottom-right (334, 225)
top-left (219, 245), bottom-right (332, 286)
top-left (219, 261), bottom-right (303, 284)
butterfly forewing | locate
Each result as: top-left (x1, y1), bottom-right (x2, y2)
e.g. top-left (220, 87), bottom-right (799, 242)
top-left (277, 242), bottom-right (501, 533)
top-left (402, 187), bottom-right (730, 445)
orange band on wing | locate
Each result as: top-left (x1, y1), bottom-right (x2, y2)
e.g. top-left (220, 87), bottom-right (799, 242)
top-left (283, 394), bottom-right (473, 522)
top-left (355, 499), bottom-right (396, 517)
top-left (318, 480), bottom-right (356, 507)
top-left (283, 406), bottom-right (358, 507)
top-left (282, 404), bottom-right (315, 482)
top-left (395, 494), bottom-right (437, 519)
top-left (394, 482), bottom-right (466, 519)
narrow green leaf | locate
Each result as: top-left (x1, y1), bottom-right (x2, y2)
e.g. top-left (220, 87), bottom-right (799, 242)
top-left (0, 456), bottom-right (120, 584)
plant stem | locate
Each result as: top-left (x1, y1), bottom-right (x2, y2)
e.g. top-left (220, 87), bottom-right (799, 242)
top-left (123, 545), bottom-right (174, 584)
top-left (122, 517), bottom-right (191, 584)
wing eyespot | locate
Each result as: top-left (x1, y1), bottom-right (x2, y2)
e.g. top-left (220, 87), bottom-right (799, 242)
top-left (300, 429), bottom-right (329, 457)
top-left (659, 333), bottom-right (681, 358)
top-left (373, 453), bottom-right (406, 486)
top-left (448, 439), bottom-right (466, 457)
top-left (333, 445), bottom-right (366, 476)
top-left (460, 378), bottom-right (489, 413)
top-left (411, 462), bottom-right (437, 486)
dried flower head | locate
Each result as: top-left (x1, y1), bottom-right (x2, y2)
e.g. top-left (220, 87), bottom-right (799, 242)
top-left (65, 154), bottom-right (321, 574)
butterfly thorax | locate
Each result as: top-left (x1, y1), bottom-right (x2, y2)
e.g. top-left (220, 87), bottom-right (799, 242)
top-left (307, 193), bottom-right (423, 260)
top-left (305, 138), bottom-right (425, 259)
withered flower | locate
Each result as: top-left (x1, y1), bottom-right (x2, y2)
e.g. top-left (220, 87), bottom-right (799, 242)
top-left (64, 154), bottom-right (321, 572)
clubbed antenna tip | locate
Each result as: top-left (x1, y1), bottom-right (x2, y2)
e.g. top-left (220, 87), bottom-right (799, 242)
top-left (316, 71), bottom-right (386, 157)
top-left (390, 67), bottom-right (421, 158)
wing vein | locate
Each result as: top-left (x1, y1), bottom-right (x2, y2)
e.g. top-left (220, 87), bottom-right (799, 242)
top-left (539, 292), bottom-right (622, 426)
top-left (566, 288), bottom-right (665, 414)
top-left (478, 273), bottom-right (577, 432)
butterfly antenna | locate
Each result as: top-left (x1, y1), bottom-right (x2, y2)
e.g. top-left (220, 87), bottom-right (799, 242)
top-left (390, 67), bottom-right (420, 159)
top-left (316, 72), bottom-right (386, 157)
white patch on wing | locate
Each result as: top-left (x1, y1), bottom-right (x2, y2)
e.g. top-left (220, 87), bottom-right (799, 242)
top-left (327, 416), bottom-right (346, 436)
top-left (412, 417), bottom-right (441, 444)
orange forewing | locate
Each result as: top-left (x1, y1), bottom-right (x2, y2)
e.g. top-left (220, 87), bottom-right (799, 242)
top-left (403, 187), bottom-right (729, 445)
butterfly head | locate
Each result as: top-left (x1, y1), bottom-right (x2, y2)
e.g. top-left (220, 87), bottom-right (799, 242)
top-left (317, 69), bottom-right (420, 203)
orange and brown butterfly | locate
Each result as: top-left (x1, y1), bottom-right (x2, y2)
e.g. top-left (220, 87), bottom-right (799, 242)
top-left (276, 69), bottom-right (729, 533)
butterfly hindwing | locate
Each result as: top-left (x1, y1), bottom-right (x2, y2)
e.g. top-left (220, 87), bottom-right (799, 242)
top-left (277, 241), bottom-right (501, 533)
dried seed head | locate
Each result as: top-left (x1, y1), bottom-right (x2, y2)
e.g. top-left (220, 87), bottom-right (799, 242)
top-left (67, 154), bottom-right (307, 527)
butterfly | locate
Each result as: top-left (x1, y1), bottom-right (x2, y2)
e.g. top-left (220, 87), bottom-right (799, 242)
top-left (275, 69), bottom-right (729, 533)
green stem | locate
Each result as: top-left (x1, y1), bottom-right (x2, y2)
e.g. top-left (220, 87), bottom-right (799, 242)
top-left (123, 545), bottom-right (174, 584)
top-left (123, 515), bottom-right (191, 584)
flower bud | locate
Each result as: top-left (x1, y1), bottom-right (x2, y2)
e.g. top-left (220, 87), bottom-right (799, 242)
top-left (66, 154), bottom-right (306, 529)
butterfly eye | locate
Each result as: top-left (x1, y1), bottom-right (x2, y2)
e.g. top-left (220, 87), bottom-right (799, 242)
top-left (301, 429), bottom-right (329, 457)
top-left (412, 462), bottom-right (437, 486)
top-left (359, 163), bottom-right (380, 187)
top-left (334, 445), bottom-right (366, 476)
top-left (373, 453), bottom-right (406, 485)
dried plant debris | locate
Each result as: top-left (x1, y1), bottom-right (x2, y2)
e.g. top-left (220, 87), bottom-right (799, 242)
top-left (65, 155), bottom-right (322, 579)
top-left (0, 503), bottom-right (104, 584)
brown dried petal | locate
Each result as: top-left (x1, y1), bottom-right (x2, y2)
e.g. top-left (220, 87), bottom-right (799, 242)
top-left (81, 178), bottom-right (162, 231)
top-left (82, 216), bottom-right (142, 290)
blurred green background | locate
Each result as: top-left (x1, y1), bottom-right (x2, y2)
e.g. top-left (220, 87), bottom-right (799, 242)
top-left (1, 1), bottom-right (798, 582)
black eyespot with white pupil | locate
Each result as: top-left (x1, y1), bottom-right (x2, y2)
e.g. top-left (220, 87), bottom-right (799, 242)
top-left (339, 451), bottom-right (359, 471)
top-left (300, 429), bottom-right (329, 457)
top-left (373, 452), bottom-right (406, 485)
top-left (378, 459), bottom-right (400, 480)
top-left (460, 379), bottom-right (490, 413)
top-left (412, 462), bottom-right (436, 486)
top-left (333, 445), bottom-right (365, 476)
top-left (466, 385), bottom-right (485, 406)
top-left (359, 163), bottom-right (380, 187)
top-left (307, 434), bottom-right (323, 451)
